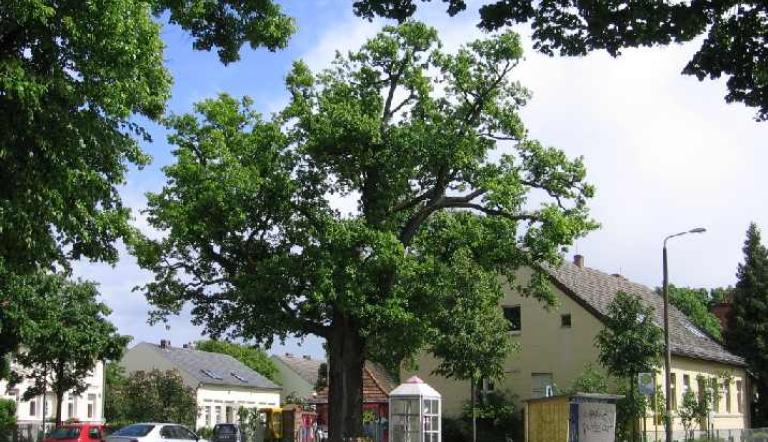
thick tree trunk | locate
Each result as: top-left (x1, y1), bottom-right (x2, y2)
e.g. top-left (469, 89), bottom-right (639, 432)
top-left (327, 316), bottom-right (365, 442)
top-left (54, 388), bottom-right (64, 426)
top-left (54, 362), bottom-right (64, 426)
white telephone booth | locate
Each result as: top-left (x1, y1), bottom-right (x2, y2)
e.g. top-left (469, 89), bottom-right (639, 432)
top-left (389, 376), bottom-right (441, 442)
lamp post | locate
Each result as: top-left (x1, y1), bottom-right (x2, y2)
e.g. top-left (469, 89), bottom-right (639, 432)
top-left (663, 227), bottom-right (706, 442)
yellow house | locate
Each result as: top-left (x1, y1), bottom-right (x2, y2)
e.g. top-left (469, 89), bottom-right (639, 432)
top-left (404, 255), bottom-right (749, 435)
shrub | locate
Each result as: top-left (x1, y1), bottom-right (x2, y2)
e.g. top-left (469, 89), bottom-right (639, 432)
top-left (0, 399), bottom-right (17, 442)
top-left (197, 427), bottom-right (214, 439)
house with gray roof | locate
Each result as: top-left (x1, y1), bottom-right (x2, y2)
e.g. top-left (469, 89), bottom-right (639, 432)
top-left (271, 353), bottom-right (324, 402)
top-left (121, 341), bottom-right (281, 430)
top-left (405, 255), bottom-right (749, 436)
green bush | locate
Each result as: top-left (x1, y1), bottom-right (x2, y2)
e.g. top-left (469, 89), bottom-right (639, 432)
top-left (442, 417), bottom-right (471, 442)
top-left (197, 427), bottom-right (214, 439)
top-left (746, 432), bottom-right (768, 442)
top-left (0, 399), bottom-right (17, 442)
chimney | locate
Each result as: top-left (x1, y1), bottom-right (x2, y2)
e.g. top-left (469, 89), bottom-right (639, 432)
top-left (574, 254), bottom-right (584, 268)
top-left (285, 352), bottom-right (294, 358)
top-left (303, 355), bottom-right (311, 360)
top-left (160, 339), bottom-right (171, 349)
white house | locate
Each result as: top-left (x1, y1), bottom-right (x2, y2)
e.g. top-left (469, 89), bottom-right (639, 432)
top-left (120, 341), bottom-right (282, 430)
top-left (0, 360), bottom-right (105, 425)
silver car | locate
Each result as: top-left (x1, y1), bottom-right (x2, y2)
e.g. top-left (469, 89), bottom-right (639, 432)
top-left (106, 423), bottom-right (207, 442)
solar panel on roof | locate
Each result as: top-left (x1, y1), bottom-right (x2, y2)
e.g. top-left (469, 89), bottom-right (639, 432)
top-left (231, 372), bottom-right (248, 383)
top-left (201, 369), bottom-right (224, 380)
top-left (686, 324), bottom-right (707, 339)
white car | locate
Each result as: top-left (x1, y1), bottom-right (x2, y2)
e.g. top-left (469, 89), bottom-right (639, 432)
top-left (106, 423), bottom-right (208, 442)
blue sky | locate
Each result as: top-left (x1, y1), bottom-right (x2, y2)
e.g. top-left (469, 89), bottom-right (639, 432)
top-left (73, 1), bottom-right (768, 360)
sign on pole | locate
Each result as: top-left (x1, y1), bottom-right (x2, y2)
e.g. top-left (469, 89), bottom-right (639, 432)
top-left (638, 373), bottom-right (655, 396)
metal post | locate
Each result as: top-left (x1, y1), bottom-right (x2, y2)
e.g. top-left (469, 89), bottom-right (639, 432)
top-left (471, 376), bottom-right (477, 442)
top-left (663, 244), bottom-right (673, 442)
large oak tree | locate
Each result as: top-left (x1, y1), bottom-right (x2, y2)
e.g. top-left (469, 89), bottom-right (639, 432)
top-left (353, 0), bottom-right (768, 121)
top-left (132, 22), bottom-right (596, 440)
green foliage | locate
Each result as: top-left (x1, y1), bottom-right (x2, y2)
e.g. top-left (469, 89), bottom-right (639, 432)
top-left (596, 292), bottom-right (664, 379)
top-left (728, 223), bottom-right (768, 426)
top-left (197, 427), bottom-right (214, 439)
top-left (13, 273), bottom-right (130, 425)
top-left (0, 398), bottom-right (16, 442)
top-left (195, 340), bottom-right (280, 384)
top-left (0, 0), bottom-right (294, 381)
top-left (454, 390), bottom-right (522, 442)
top-left (154, 0), bottom-right (295, 63)
top-left (596, 292), bottom-right (663, 440)
top-left (614, 380), bottom-right (648, 442)
top-left (105, 363), bottom-right (129, 427)
top-left (567, 363), bottom-right (608, 394)
top-left (132, 22), bottom-right (596, 436)
top-left (678, 390), bottom-right (706, 438)
top-left (352, 0), bottom-right (768, 121)
top-left (107, 369), bottom-right (197, 427)
top-left (660, 285), bottom-right (724, 341)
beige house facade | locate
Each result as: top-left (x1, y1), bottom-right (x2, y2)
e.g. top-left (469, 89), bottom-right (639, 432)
top-left (404, 255), bottom-right (749, 434)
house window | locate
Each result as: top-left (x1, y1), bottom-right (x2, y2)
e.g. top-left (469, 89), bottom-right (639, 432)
top-left (531, 373), bottom-right (554, 399)
top-left (503, 306), bottom-right (521, 332)
top-left (6, 389), bottom-right (18, 403)
top-left (711, 378), bottom-right (720, 413)
top-left (737, 381), bottom-right (743, 414)
top-left (697, 377), bottom-right (707, 404)
top-left (204, 406), bottom-right (211, 426)
top-left (215, 406), bottom-right (222, 424)
top-left (45, 396), bottom-right (53, 418)
top-left (29, 400), bottom-right (36, 417)
top-left (561, 314), bottom-right (572, 328)
top-left (67, 395), bottom-right (76, 418)
top-left (683, 374), bottom-right (691, 394)
top-left (670, 373), bottom-right (677, 410)
top-left (476, 378), bottom-right (495, 403)
top-left (726, 382), bottom-right (732, 413)
top-left (87, 394), bottom-right (96, 419)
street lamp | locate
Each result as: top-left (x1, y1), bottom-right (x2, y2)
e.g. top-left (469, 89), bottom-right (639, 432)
top-left (663, 227), bottom-right (706, 442)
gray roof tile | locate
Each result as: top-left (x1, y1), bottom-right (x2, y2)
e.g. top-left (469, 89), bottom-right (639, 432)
top-left (545, 261), bottom-right (745, 367)
top-left (139, 342), bottom-right (281, 389)
top-left (272, 354), bottom-right (324, 386)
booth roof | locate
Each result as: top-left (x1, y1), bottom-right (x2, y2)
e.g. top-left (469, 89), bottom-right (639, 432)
top-left (390, 376), bottom-right (441, 398)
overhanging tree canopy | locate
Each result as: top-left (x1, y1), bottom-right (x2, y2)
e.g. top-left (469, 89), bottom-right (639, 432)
top-left (353, 0), bottom-right (768, 121)
top-left (132, 22), bottom-right (597, 440)
top-left (0, 0), bottom-right (294, 380)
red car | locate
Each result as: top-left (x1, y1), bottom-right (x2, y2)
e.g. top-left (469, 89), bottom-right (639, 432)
top-left (44, 423), bottom-right (107, 442)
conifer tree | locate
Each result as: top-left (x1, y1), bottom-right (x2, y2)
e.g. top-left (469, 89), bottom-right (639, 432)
top-left (728, 223), bottom-right (768, 426)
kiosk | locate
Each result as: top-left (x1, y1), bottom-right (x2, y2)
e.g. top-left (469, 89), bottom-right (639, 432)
top-left (389, 376), bottom-right (441, 442)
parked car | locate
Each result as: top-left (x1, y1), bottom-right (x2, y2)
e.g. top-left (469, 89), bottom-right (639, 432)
top-left (44, 423), bottom-right (108, 442)
top-left (211, 424), bottom-right (240, 442)
top-left (105, 423), bottom-right (207, 442)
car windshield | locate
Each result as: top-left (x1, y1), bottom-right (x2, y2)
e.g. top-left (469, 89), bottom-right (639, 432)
top-left (50, 428), bottom-right (81, 439)
top-left (215, 425), bottom-right (237, 434)
top-left (112, 425), bottom-right (155, 437)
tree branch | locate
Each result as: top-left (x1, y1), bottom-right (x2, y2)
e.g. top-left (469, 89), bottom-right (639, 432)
top-left (279, 299), bottom-right (329, 337)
